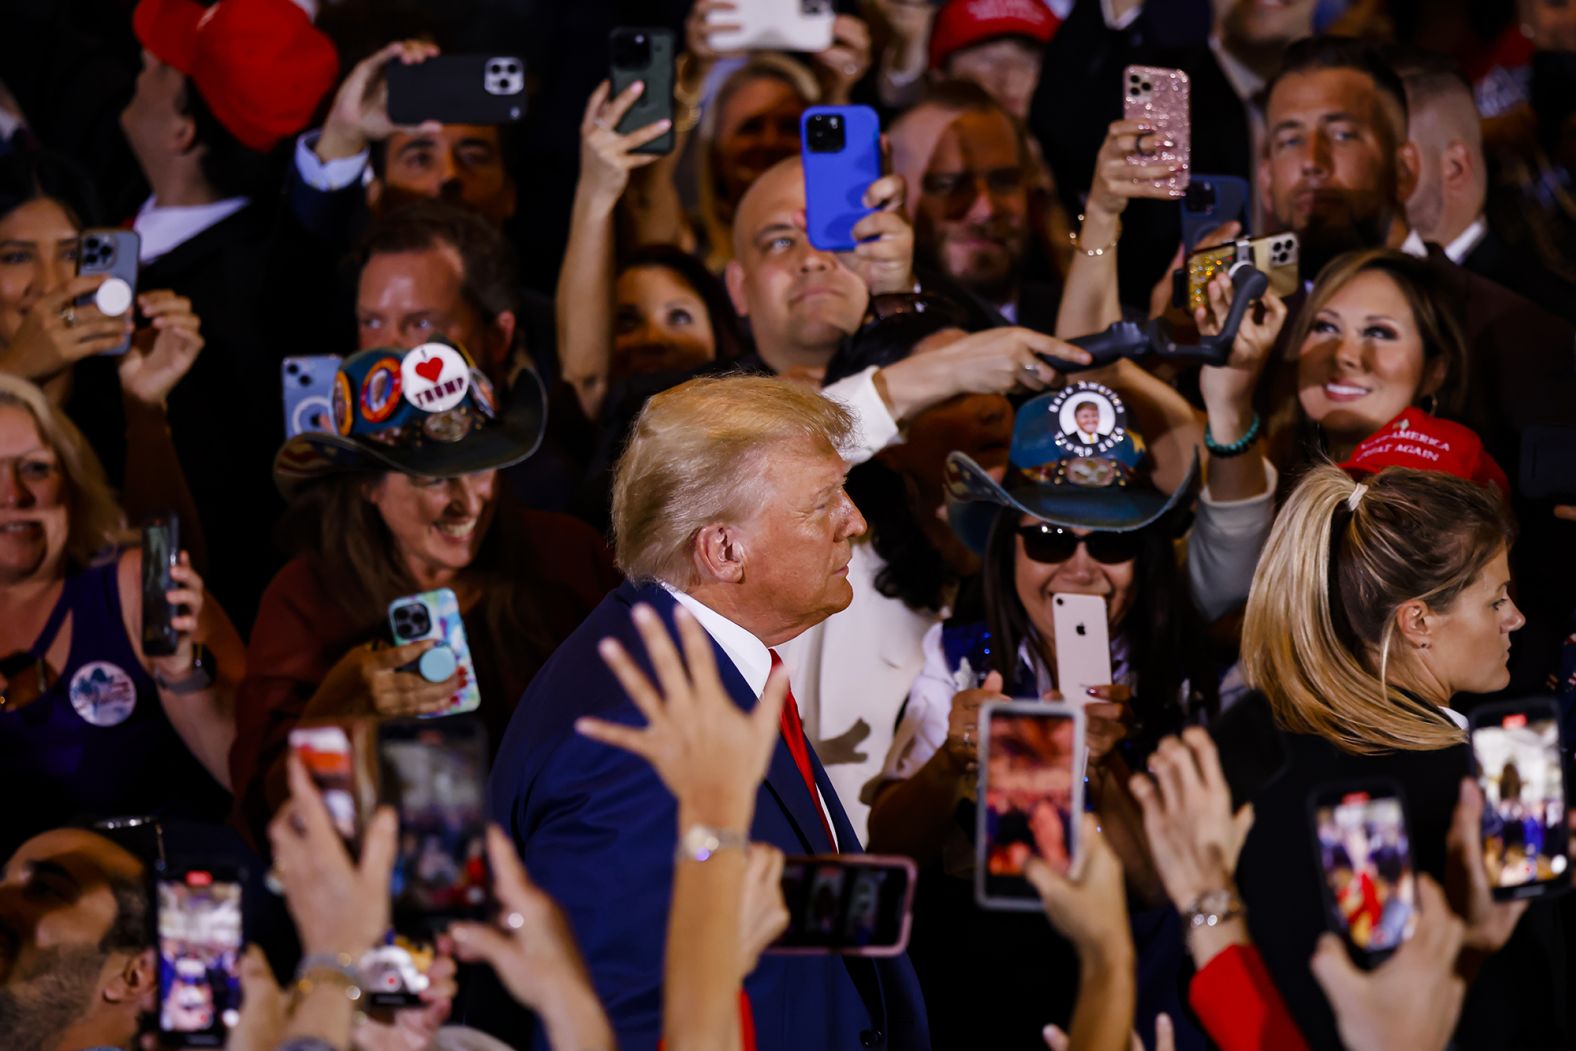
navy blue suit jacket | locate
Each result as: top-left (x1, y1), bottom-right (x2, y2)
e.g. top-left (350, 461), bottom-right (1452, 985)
top-left (480, 581), bottom-right (930, 1050)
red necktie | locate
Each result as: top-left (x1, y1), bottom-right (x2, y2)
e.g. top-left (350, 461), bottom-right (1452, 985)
top-left (769, 650), bottom-right (837, 851)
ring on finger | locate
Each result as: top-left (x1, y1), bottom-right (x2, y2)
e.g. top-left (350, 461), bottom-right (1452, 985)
top-left (504, 911), bottom-right (526, 931)
top-left (1022, 361), bottom-right (1040, 375)
top-left (592, 117), bottom-right (610, 130)
top-left (59, 305), bottom-right (76, 328)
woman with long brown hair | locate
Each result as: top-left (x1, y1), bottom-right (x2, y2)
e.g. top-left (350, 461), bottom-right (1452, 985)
top-left (229, 346), bottom-right (619, 841)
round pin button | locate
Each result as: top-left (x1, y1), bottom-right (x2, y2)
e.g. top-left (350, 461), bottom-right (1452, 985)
top-left (95, 277), bottom-right (133, 317)
top-left (417, 645), bottom-right (457, 683)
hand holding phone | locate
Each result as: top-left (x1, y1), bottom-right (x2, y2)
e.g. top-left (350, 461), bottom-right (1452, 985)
top-left (387, 54), bottom-right (526, 125)
top-left (801, 105), bottom-right (882, 252)
top-left (388, 588), bottom-right (481, 716)
top-left (1122, 65), bottom-right (1190, 195)
top-left (76, 229), bottom-right (140, 355)
top-left (609, 28), bottom-right (675, 155)
top-left (141, 514), bottom-right (182, 658)
top-left (155, 864), bottom-right (245, 1047)
top-left (707, 0), bottom-right (835, 53)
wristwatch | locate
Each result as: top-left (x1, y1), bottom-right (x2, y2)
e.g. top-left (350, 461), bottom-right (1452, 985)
top-left (154, 643), bottom-right (215, 694)
top-left (674, 824), bottom-right (749, 864)
top-left (1183, 887), bottom-right (1243, 930)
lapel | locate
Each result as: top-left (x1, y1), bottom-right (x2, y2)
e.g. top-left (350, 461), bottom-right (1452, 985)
top-left (615, 581), bottom-right (841, 854)
top-left (138, 204), bottom-right (260, 284)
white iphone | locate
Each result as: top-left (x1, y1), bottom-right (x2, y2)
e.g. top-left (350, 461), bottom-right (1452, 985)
top-left (707, 0), bottom-right (835, 54)
top-left (1050, 593), bottom-right (1113, 697)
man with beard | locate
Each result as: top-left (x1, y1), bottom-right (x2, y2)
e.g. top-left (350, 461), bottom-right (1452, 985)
top-left (0, 828), bottom-right (153, 1051)
top-left (891, 81), bottom-right (1058, 330)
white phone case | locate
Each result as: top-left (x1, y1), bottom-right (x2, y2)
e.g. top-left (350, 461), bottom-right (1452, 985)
top-left (1051, 593), bottom-right (1113, 697)
top-left (707, 0), bottom-right (835, 54)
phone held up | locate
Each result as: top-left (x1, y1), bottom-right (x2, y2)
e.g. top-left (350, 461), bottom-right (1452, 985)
top-left (801, 104), bottom-right (882, 252)
top-left (388, 587), bottom-right (482, 716)
top-left (386, 55), bottom-right (526, 125)
top-left (76, 228), bottom-right (140, 355)
top-left (1469, 698), bottom-right (1571, 901)
top-left (366, 717), bottom-right (490, 1006)
top-left (1122, 65), bottom-right (1190, 194)
top-left (706, 0), bottom-right (835, 53)
top-left (281, 355), bottom-right (340, 438)
top-left (1310, 779), bottom-right (1418, 967)
top-left (141, 513), bottom-right (181, 658)
top-left (609, 27), bottom-right (675, 155)
top-left (288, 720), bottom-right (376, 852)
top-left (976, 700), bottom-right (1087, 911)
top-left (771, 855), bottom-right (917, 956)
top-left (1178, 232), bottom-right (1299, 312)
top-left (155, 863), bottom-right (245, 1047)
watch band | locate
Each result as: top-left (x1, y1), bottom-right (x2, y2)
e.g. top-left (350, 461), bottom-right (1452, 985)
top-left (1183, 887), bottom-right (1243, 929)
top-left (674, 824), bottom-right (749, 864)
top-left (155, 642), bottom-right (215, 694)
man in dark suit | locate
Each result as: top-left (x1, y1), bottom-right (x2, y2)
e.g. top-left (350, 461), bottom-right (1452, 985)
top-left (481, 375), bottom-right (929, 1051)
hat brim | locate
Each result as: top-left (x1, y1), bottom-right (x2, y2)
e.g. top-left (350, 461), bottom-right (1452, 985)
top-left (272, 369), bottom-right (546, 499)
top-left (946, 449), bottom-right (1200, 554)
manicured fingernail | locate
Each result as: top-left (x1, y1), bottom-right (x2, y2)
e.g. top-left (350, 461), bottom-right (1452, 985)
top-left (658, 119), bottom-right (672, 130)
top-left (597, 638), bottom-right (618, 658)
top-left (1086, 687), bottom-right (1099, 696)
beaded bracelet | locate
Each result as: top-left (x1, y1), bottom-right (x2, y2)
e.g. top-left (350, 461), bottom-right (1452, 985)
top-left (1203, 411), bottom-right (1261, 458)
top-left (1069, 213), bottom-right (1122, 257)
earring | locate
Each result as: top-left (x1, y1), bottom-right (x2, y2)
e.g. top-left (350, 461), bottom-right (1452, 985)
top-left (1419, 393), bottom-right (1438, 416)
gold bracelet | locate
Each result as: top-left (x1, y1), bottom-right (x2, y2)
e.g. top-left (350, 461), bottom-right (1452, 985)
top-left (1069, 213), bottom-right (1121, 257)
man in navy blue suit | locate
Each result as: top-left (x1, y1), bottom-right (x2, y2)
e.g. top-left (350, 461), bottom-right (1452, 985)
top-left (477, 374), bottom-right (930, 1050)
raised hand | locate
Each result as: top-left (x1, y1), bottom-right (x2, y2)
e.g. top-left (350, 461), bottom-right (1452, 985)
top-left (578, 79), bottom-right (673, 209)
top-left (812, 14), bottom-right (873, 104)
top-left (118, 291), bottom-right (203, 408)
top-left (843, 174), bottom-right (914, 296)
top-left (316, 40), bottom-right (443, 162)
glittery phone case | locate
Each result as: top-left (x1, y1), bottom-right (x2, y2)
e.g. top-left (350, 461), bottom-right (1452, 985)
top-left (1122, 65), bottom-right (1191, 194)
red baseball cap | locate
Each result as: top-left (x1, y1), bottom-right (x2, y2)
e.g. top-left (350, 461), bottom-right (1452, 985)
top-left (1339, 410), bottom-right (1510, 498)
top-left (134, 0), bottom-right (339, 153)
top-left (930, 0), bottom-right (1059, 70)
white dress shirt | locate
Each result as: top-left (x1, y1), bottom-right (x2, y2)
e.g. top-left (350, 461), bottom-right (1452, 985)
top-left (1399, 228), bottom-right (1429, 260)
top-left (133, 195), bottom-right (249, 264)
top-left (660, 583), bottom-right (840, 849)
top-left (294, 129), bottom-right (371, 193)
top-left (1443, 216), bottom-right (1488, 265)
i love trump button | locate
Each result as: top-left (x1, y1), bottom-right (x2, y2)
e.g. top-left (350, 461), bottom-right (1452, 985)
top-left (400, 343), bottom-right (472, 414)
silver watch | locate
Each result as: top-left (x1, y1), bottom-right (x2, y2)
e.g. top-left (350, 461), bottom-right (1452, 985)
top-left (674, 824), bottom-right (748, 864)
top-left (1183, 887), bottom-right (1243, 930)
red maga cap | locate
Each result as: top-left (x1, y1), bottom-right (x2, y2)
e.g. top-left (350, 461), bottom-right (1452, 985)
top-left (1339, 410), bottom-right (1510, 498)
top-left (134, 0), bottom-right (338, 152)
top-left (930, 0), bottom-right (1059, 70)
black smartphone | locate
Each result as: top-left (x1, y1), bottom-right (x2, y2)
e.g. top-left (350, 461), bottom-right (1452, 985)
top-left (1470, 698), bottom-right (1572, 901)
top-left (1520, 424), bottom-right (1576, 501)
top-left (140, 514), bottom-right (180, 658)
top-left (386, 55), bottom-right (526, 125)
top-left (1310, 779), bottom-right (1418, 966)
top-left (770, 855), bottom-right (917, 956)
top-left (154, 863), bottom-right (244, 1047)
top-left (975, 701), bottom-right (1087, 911)
top-left (76, 228), bottom-right (140, 355)
top-left (610, 27), bottom-right (675, 156)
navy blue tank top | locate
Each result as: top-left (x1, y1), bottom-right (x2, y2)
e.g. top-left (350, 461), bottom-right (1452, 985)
top-left (0, 556), bottom-right (228, 856)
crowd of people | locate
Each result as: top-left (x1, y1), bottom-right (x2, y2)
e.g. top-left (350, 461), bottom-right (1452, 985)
top-left (1, 0), bottom-right (1575, 1048)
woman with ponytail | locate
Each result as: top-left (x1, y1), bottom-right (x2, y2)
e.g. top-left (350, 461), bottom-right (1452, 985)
top-left (1214, 464), bottom-right (1566, 1051)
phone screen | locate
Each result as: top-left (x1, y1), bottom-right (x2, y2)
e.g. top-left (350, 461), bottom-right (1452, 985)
top-left (378, 719), bottom-right (490, 926)
top-left (977, 703), bottom-right (1085, 910)
top-left (1471, 706), bottom-right (1571, 898)
top-left (156, 868), bottom-right (243, 1046)
top-left (289, 724), bottom-right (361, 847)
top-left (1313, 788), bottom-right (1417, 954)
top-left (773, 856), bottom-right (915, 956)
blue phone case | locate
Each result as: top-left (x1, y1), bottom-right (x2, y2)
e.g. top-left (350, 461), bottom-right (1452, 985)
top-left (801, 105), bottom-right (882, 252)
top-left (282, 355), bottom-right (341, 438)
top-left (388, 588), bottom-right (482, 717)
top-left (1181, 174), bottom-right (1251, 249)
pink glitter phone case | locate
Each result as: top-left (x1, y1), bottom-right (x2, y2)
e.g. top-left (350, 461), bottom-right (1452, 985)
top-left (1123, 65), bottom-right (1191, 194)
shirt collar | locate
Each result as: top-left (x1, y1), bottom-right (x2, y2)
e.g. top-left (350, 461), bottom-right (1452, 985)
top-left (1399, 228), bottom-right (1429, 259)
top-left (660, 583), bottom-right (773, 697)
top-left (133, 195), bottom-right (249, 264)
top-left (1442, 216), bottom-right (1488, 264)
top-left (1438, 705), bottom-right (1469, 730)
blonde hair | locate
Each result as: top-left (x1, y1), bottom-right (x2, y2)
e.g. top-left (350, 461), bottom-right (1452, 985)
top-left (611, 374), bottom-right (853, 585)
top-left (0, 374), bottom-right (125, 571)
top-left (1242, 464), bottom-right (1513, 755)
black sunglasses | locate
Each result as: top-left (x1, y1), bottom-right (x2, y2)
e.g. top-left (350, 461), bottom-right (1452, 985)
top-left (1016, 523), bottom-right (1144, 565)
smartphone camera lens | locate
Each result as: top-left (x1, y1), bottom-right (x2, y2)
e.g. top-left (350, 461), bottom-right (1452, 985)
top-left (394, 603), bottom-right (432, 639)
top-left (1184, 183), bottom-right (1214, 210)
top-left (805, 113), bottom-right (845, 154)
top-left (613, 31), bottom-right (652, 69)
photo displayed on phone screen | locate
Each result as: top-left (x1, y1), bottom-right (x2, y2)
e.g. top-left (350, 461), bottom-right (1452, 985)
top-left (156, 868), bottom-right (243, 1046)
top-left (977, 702), bottom-right (1085, 910)
top-left (379, 720), bottom-right (489, 925)
top-left (774, 856), bottom-right (915, 955)
top-left (360, 930), bottom-right (438, 1007)
top-left (288, 724), bottom-right (360, 847)
top-left (1314, 788), bottom-right (1417, 954)
top-left (1471, 704), bottom-right (1570, 898)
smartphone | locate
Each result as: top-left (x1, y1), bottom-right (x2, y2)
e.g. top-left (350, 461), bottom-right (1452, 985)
top-left (1051, 593), bottom-right (1113, 697)
top-left (288, 721), bottom-right (373, 851)
top-left (76, 228), bottom-right (140, 354)
top-left (155, 864), bottom-right (244, 1047)
top-left (801, 105), bottom-right (882, 252)
top-left (1310, 780), bottom-right (1418, 966)
top-left (707, 0), bottom-right (835, 53)
top-left (141, 514), bottom-right (180, 658)
top-left (1470, 699), bottom-right (1571, 901)
top-left (610, 28), bottom-right (675, 155)
top-left (976, 701), bottom-right (1087, 911)
top-left (388, 588), bottom-right (481, 716)
top-left (387, 55), bottom-right (526, 125)
top-left (1181, 174), bottom-right (1251, 249)
top-left (1520, 424), bottom-right (1576, 501)
top-left (771, 855), bottom-right (917, 956)
top-left (1122, 65), bottom-right (1190, 194)
top-left (1178, 233), bottom-right (1299, 312)
top-left (281, 355), bottom-right (340, 438)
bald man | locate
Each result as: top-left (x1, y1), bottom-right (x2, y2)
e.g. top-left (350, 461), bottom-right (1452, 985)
top-left (1398, 50), bottom-right (1576, 322)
